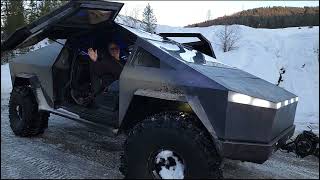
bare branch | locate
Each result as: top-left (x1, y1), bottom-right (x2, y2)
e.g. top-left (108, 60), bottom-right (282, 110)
top-left (216, 25), bottom-right (241, 52)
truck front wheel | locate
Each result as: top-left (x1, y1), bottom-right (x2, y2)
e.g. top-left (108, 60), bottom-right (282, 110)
top-left (9, 86), bottom-right (49, 137)
top-left (120, 112), bottom-right (223, 179)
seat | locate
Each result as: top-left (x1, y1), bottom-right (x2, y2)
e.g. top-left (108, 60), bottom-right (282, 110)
top-left (69, 54), bottom-right (94, 106)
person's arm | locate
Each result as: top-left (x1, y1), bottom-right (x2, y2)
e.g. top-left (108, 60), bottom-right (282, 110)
top-left (88, 48), bottom-right (122, 78)
top-left (88, 48), bottom-right (107, 76)
top-left (88, 48), bottom-right (98, 62)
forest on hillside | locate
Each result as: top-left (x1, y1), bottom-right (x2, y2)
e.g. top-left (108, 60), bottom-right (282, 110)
top-left (1, 0), bottom-right (67, 41)
top-left (187, 6), bottom-right (319, 28)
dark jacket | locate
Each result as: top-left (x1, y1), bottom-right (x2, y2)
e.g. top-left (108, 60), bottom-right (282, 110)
top-left (89, 48), bottom-right (125, 94)
top-left (90, 49), bottom-right (124, 79)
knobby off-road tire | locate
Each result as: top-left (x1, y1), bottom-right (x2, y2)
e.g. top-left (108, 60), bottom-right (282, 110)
top-left (9, 86), bottom-right (49, 137)
top-left (120, 111), bottom-right (223, 179)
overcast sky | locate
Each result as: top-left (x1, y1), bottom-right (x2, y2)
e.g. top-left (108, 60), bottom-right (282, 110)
top-left (116, 1), bottom-right (319, 27)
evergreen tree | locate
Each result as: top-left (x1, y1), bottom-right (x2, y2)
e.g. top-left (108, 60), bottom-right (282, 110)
top-left (51, 0), bottom-right (67, 10)
top-left (38, 0), bottom-right (67, 17)
top-left (141, 3), bottom-right (157, 33)
top-left (1, 0), bottom-right (7, 41)
top-left (27, 0), bottom-right (39, 23)
top-left (1, 0), bottom-right (27, 63)
top-left (39, 0), bottom-right (53, 17)
top-left (5, 0), bottom-right (25, 38)
top-left (186, 6), bottom-right (319, 29)
top-left (1, 0), bottom-right (68, 64)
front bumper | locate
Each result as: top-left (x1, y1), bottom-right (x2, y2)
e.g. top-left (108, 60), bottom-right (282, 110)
top-left (219, 125), bottom-right (295, 164)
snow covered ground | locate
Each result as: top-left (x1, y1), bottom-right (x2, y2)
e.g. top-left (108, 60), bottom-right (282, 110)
top-left (1, 24), bottom-right (319, 178)
top-left (1, 64), bottom-right (11, 94)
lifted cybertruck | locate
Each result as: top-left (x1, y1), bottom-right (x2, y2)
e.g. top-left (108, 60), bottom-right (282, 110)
top-left (1, 0), bottom-right (298, 178)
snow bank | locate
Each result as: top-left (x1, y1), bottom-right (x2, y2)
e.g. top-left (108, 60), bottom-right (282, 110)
top-left (1, 64), bottom-right (12, 94)
top-left (157, 25), bottom-right (319, 132)
top-left (31, 38), bottom-right (50, 51)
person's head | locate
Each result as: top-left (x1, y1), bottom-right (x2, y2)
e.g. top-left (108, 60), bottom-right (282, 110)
top-left (108, 41), bottom-right (120, 60)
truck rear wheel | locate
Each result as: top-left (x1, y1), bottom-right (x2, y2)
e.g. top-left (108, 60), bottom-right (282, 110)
top-left (9, 86), bottom-right (49, 137)
top-left (120, 112), bottom-right (223, 179)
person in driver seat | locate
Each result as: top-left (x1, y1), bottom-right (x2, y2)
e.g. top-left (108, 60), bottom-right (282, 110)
top-left (88, 41), bottom-right (125, 95)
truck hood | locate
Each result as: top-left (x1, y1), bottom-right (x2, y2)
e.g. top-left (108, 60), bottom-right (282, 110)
top-left (188, 63), bottom-right (296, 103)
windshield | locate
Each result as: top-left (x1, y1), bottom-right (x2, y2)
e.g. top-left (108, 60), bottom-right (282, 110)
top-left (148, 39), bottom-right (234, 68)
top-left (120, 24), bottom-right (234, 68)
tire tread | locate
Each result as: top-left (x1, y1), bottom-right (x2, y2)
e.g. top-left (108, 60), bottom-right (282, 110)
top-left (9, 86), bottom-right (49, 137)
top-left (120, 111), bottom-right (223, 179)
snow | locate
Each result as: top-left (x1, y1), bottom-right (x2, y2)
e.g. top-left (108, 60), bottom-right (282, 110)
top-left (179, 49), bottom-right (197, 62)
top-left (155, 150), bottom-right (184, 179)
top-left (1, 63), bottom-right (12, 94)
top-left (31, 38), bottom-right (51, 51)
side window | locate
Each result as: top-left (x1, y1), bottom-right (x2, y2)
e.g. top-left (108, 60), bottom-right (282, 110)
top-left (133, 47), bottom-right (160, 68)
